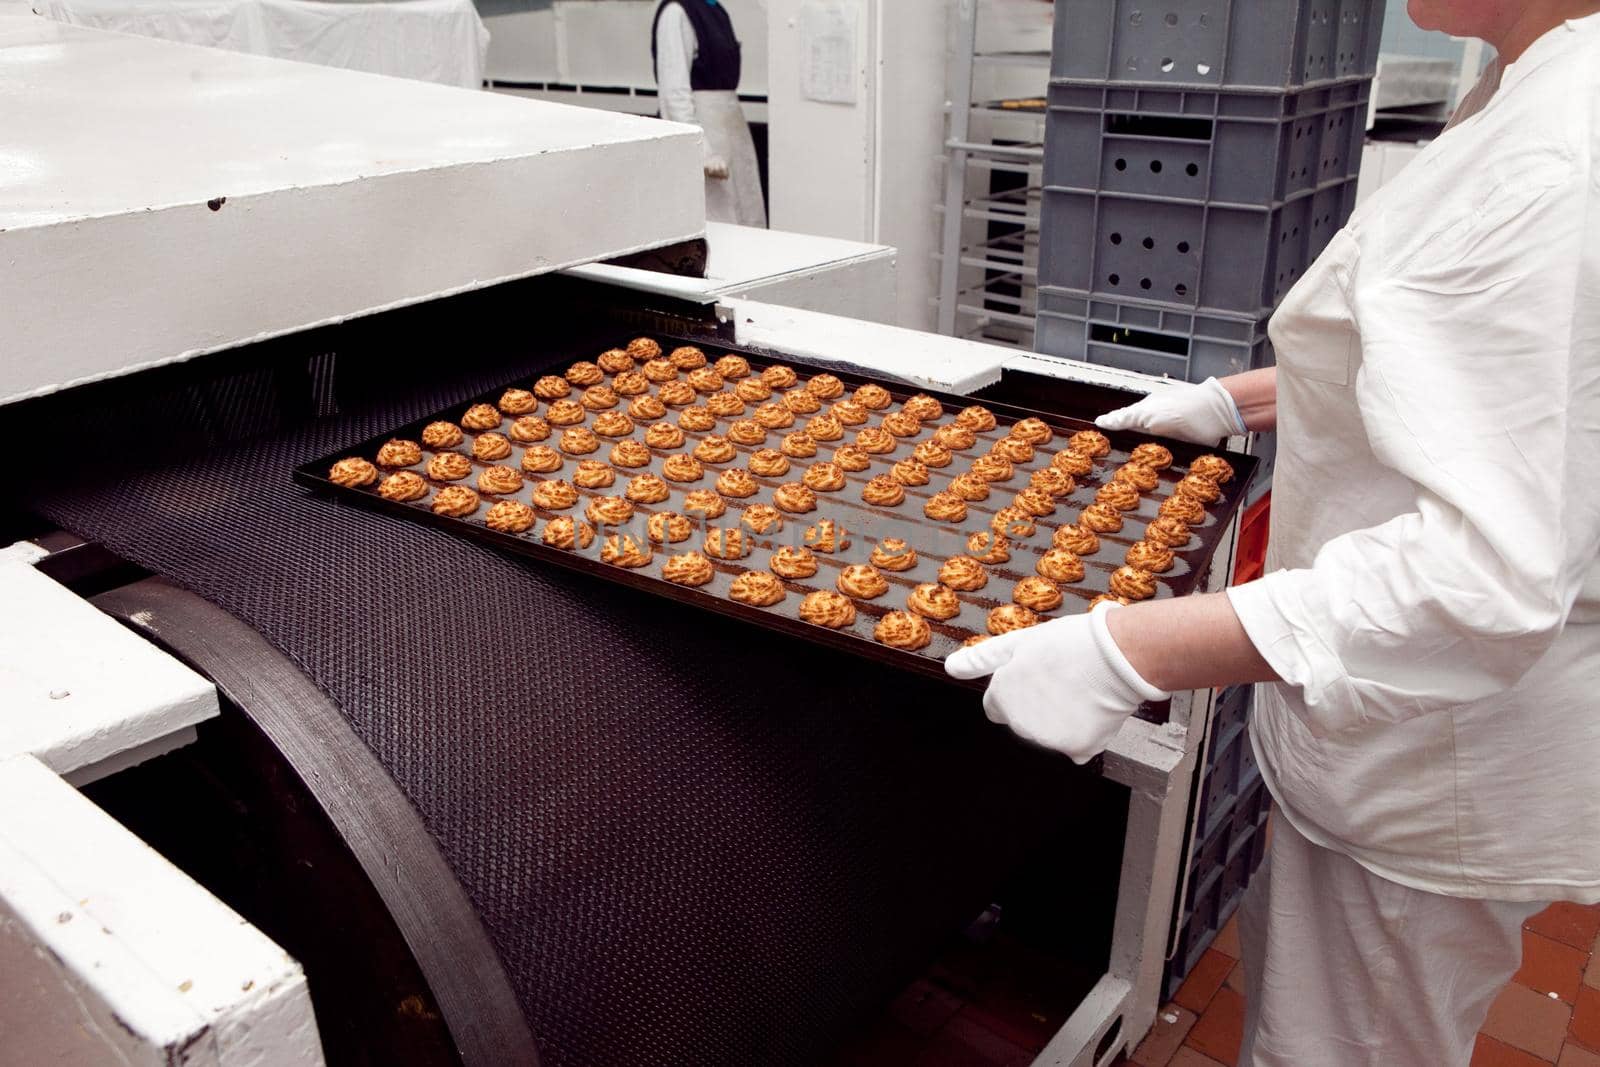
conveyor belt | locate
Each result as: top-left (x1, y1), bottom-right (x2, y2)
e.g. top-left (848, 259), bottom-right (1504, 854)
top-left (17, 281), bottom-right (1109, 1067)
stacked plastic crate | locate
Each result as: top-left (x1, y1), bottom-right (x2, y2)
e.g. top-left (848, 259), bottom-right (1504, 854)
top-left (1037, 1), bottom-right (1385, 501)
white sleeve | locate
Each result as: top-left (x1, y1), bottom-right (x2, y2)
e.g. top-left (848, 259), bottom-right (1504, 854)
top-left (654, 3), bottom-right (698, 128)
top-left (1227, 145), bottom-right (1600, 737)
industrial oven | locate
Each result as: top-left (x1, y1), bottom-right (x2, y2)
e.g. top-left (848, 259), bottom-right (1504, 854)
top-left (1, 13), bottom-right (1246, 1067)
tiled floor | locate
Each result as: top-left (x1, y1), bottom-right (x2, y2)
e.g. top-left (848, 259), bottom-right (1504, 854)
top-left (1117, 901), bottom-right (1600, 1067)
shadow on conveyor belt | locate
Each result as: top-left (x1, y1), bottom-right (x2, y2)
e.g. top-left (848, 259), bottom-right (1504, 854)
top-left (13, 275), bottom-right (1125, 1066)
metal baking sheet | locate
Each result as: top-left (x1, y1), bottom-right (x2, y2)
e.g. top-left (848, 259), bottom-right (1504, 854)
top-left (295, 337), bottom-right (1256, 695)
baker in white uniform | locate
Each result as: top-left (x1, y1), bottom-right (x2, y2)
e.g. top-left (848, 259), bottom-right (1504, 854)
top-left (653, 0), bottom-right (767, 227)
top-left (948, 3), bottom-right (1600, 1064)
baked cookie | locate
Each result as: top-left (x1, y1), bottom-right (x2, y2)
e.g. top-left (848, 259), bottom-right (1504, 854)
top-left (779, 432), bottom-right (818, 458)
top-left (1012, 487), bottom-right (1057, 517)
top-left (1030, 468), bottom-right (1075, 497)
top-left (694, 436), bottom-right (738, 464)
top-left (612, 372), bottom-right (649, 397)
top-left (837, 564), bottom-right (890, 600)
top-left (907, 582), bottom-right (961, 621)
top-left (706, 392), bottom-right (745, 418)
top-left (716, 468), bottom-right (759, 498)
top-left (882, 411), bottom-right (923, 438)
top-left (735, 378), bottom-right (773, 403)
top-left (990, 436), bottom-right (1035, 464)
top-left (533, 375), bottom-right (570, 400)
top-left (642, 358), bottom-right (677, 383)
top-left (669, 345), bottom-right (707, 370)
top-left (902, 394), bottom-right (943, 422)
top-left (1144, 515), bottom-right (1194, 548)
top-left (803, 519), bottom-right (849, 554)
top-left (1189, 454), bottom-right (1235, 484)
top-left (1174, 473), bottom-right (1222, 503)
top-left (948, 473), bottom-right (991, 502)
top-left (422, 421), bottom-right (464, 449)
top-left (1052, 524), bottom-right (1100, 556)
top-left (1126, 540), bottom-right (1175, 573)
top-left (462, 403), bottom-right (501, 431)
top-left (510, 416), bottom-right (552, 443)
top-left (770, 545), bottom-right (818, 579)
top-left (1087, 594), bottom-right (1132, 610)
top-left (870, 538), bottom-right (918, 572)
top-left (542, 516), bottom-right (595, 550)
top-left (753, 402), bottom-right (796, 429)
top-left (799, 590), bottom-right (856, 629)
top-left (729, 570), bottom-right (786, 606)
top-left (628, 395), bottom-right (667, 421)
top-left (558, 428), bottom-right (599, 456)
top-left (1036, 548), bottom-right (1086, 583)
top-left (831, 399), bottom-right (869, 426)
top-left (761, 364), bottom-right (799, 389)
top-left (991, 506), bottom-right (1037, 540)
top-left (962, 635), bottom-right (991, 648)
top-left (1158, 494), bottom-right (1207, 525)
top-left (1114, 463), bottom-right (1161, 492)
top-left (432, 485), bottom-right (480, 517)
top-left (376, 439), bottom-right (423, 468)
top-left (600, 533), bottom-right (653, 569)
top-left (741, 504), bottom-right (784, 536)
top-left (703, 527), bottom-right (752, 560)
top-left (478, 465), bottom-right (523, 495)
top-left (330, 457), bottom-right (377, 488)
top-left (379, 471), bottom-right (428, 502)
top-left (485, 500), bottom-right (535, 533)
top-left (1010, 417), bottom-right (1054, 445)
top-left (647, 512), bottom-right (693, 544)
top-left (1130, 443), bottom-right (1174, 470)
top-left (662, 454), bottom-right (705, 482)
top-left (521, 446), bottom-right (562, 474)
top-left (1013, 576), bottom-right (1063, 613)
top-left (855, 427), bottom-right (896, 454)
top-left (727, 419), bottom-right (767, 447)
top-left (625, 473), bottom-right (670, 503)
top-left (874, 612), bottom-right (933, 651)
top-left (1095, 482), bottom-right (1142, 511)
top-left (531, 479), bottom-right (579, 510)
top-left (715, 354), bottom-right (751, 380)
top-left (473, 433), bottom-right (513, 462)
top-left (913, 441), bottom-right (954, 468)
top-left (939, 556), bottom-right (988, 592)
top-left (682, 489), bottom-right (727, 520)
top-left (592, 412), bottom-right (634, 438)
top-left (585, 496), bottom-right (635, 526)
top-left (581, 385), bottom-right (619, 411)
top-left (687, 367), bottom-right (724, 395)
top-left (892, 459), bottom-right (930, 487)
top-left (783, 389), bottom-right (822, 414)
top-left (923, 492), bottom-right (967, 523)
top-left (546, 400), bottom-right (586, 426)
top-left (566, 361), bottom-right (604, 387)
top-left (627, 337), bottom-right (663, 361)
top-left (610, 440), bottom-right (651, 468)
top-left (970, 454), bottom-right (1015, 483)
top-left (645, 422), bottom-right (686, 450)
top-left (806, 373), bottom-right (846, 400)
top-left (662, 551), bottom-right (715, 587)
top-left (854, 383), bottom-right (893, 410)
top-left (955, 406), bottom-right (997, 432)
top-left (832, 445), bottom-right (871, 471)
top-left (773, 482), bottom-right (818, 513)
top-left (967, 530), bottom-right (1011, 564)
top-left (1052, 448), bottom-right (1095, 477)
top-left (597, 348), bottom-right (634, 374)
top-left (749, 449), bottom-right (791, 478)
top-left (679, 406), bottom-right (717, 433)
top-left (805, 413), bottom-right (845, 442)
top-left (861, 475), bottom-right (906, 506)
top-left (803, 461), bottom-right (847, 492)
top-left (987, 603), bottom-right (1041, 635)
top-left (658, 381), bottom-right (696, 407)
top-left (1079, 502), bottom-right (1125, 533)
top-left (1067, 429), bottom-right (1112, 457)
top-left (427, 452), bottom-right (472, 482)
top-left (934, 424), bottom-right (978, 451)
top-left (1109, 565), bottom-right (1158, 601)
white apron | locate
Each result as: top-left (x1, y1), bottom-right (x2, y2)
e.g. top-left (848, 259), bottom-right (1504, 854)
top-left (693, 89), bottom-right (766, 228)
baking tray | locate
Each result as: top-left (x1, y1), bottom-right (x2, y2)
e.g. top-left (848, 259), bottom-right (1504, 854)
top-left (295, 337), bottom-right (1255, 695)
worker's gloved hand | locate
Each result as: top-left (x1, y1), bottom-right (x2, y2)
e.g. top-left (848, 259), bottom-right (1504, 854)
top-left (945, 604), bottom-right (1170, 764)
top-left (703, 155), bottom-right (730, 180)
top-left (1094, 377), bottom-right (1245, 445)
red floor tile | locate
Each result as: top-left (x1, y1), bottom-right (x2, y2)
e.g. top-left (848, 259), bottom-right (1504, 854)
top-left (1527, 904), bottom-right (1600, 953)
top-left (890, 979), bottom-right (964, 1036)
top-left (1223, 960), bottom-right (1247, 996)
top-left (1471, 1033), bottom-right (1556, 1067)
top-left (912, 1014), bottom-right (1033, 1067)
top-left (1169, 1047), bottom-right (1231, 1067)
top-left (1129, 1005), bottom-right (1198, 1067)
top-left (1483, 982), bottom-right (1574, 1061)
top-left (1585, 940), bottom-right (1600, 993)
top-left (1211, 916), bottom-right (1241, 960)
top-left (1516, 931), bottom-right (1593, 1004)
top-left (1573, 986), bottom-right (1600, 1053)
top-left (1185, 986), bottom-right (1245, 1065)
top-left (1172, 950), bottom-right (1234, 1015)
top-left (1560, 1043), bottom-right (1600, 1067)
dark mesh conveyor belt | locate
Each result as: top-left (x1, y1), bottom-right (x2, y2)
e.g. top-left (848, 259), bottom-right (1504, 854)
top-left (18, 285), bottom-right (1098, 1067)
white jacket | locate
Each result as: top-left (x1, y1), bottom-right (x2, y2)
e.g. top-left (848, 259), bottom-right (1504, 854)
top-left (1227, 14), bottom-right (1600, 901)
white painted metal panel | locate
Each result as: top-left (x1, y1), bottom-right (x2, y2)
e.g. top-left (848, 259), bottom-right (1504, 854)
top-left (0, 17), bottom-right (705, 406)
top-left (0, 753), bottom-right (323, 1066)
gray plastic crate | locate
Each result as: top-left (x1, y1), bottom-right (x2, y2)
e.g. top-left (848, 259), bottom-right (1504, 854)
top-left (1035, 287), bottom-right (1272, 383)
top-left (1038, 176), bottom-right (1358, 316)
top-left (1052, 0), bottom-right (1385, 92)
top-left (1044, 80), bottom-right (1370, 207)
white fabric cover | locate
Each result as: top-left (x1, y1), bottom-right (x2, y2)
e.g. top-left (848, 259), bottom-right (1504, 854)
top-left (1227, 13), bottom-right (1600, 901)
top-left (40, 0), bottom-right (489, 89)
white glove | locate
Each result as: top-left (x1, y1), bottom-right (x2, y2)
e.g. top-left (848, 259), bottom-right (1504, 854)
top-left (944, 604), bottom-right (1170, 764)
top-left (1094, 377), bottom-right (1245, 445)
top-left (703, 155), bottom-right (730, 180)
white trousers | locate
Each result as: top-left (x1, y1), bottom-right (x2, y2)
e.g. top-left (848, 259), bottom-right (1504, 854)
top-left (1238, 812), bottom-right (1545, 1067)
